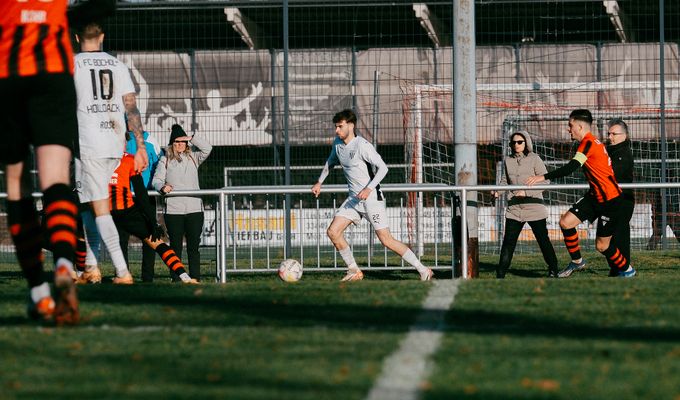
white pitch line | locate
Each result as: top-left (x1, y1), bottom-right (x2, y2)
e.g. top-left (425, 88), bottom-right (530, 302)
top-left (365, 279), bottom-right (460, 400)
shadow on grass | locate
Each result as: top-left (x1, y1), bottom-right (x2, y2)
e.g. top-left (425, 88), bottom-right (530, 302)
top-left (0, 281), bottom-right (429, 332)
top-left (508, 269), bottom-right (546, 278)
top-left (424, 389), bottom-right (560, 400)
top-left (444, 307), bottom-right (680, 343)
top-left (2, 280), bottom-right (678, 345)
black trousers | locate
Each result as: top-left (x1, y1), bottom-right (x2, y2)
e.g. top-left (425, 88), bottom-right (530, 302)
top-left (117, 197), bottom-right (157, 282)
top-left (497, 218), bottom-right (558, 278)
top-left (648, 192), bottom-right (680, 249)
top-left (119, 230), bottom-right (156, 282)
top-left (612, 197), bottom-right (635, 263)
top-left (165, 211), bottom-right (204, 281)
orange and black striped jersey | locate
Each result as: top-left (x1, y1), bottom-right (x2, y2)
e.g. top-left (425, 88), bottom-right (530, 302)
top-left (109, 154), bottom-right (138, 211)
top-left (574, 132), bottom-right (622, 203)
top-left (0, 0), bottom-right (74, 78)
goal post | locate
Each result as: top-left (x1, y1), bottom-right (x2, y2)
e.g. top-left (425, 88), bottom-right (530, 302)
top-left (401, 82), bottom-right (456, 256)
top-left (400, 79), bottom-right (680, 253)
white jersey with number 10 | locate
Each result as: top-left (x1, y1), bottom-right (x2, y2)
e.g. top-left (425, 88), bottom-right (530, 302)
top-left (74, 51), bottom-right (135, 159)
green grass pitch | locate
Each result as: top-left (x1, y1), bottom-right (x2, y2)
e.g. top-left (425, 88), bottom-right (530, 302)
top-left (1, 251), bottom-right (679, 399)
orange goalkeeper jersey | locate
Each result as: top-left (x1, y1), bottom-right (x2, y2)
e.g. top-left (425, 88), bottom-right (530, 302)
top-left (0, 0), bottom-right (74, 78)
top-left (109, 154), bottom-right (138, 211)
top-left (575, 132), bottom-right (622, 203)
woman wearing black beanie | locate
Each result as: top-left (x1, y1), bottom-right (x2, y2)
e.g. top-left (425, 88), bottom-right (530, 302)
top-left (152, 124), bottom-right (212, 281)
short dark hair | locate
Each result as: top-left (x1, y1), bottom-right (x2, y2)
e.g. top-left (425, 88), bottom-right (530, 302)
top-left (569, 109), bottom-right (593, 125)
top-left (78, 22), bottom-right (104, 40)
top-left (607, 118), bottom-right (629, 135)
top-left (333, 109), bottom-right (357, 125)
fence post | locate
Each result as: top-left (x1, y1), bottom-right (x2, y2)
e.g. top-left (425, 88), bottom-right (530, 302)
top-left (219, 191), bottom-right (227, 283)
top-left (461, 188), bottom-right (468, 280)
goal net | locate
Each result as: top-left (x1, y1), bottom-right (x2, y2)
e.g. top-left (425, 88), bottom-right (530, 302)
top-left (400, 82), bottom-right (456, 254)
top-left (400, 80), bottom-right (680, 253)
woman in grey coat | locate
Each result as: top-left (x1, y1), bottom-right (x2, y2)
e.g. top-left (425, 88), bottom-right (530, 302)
top-left (153, 124), bottom-right (212, 281)
top-left (495, 130), bottom-right (558, 278)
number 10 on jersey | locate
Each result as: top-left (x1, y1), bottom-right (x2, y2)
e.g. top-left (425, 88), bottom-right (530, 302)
top-left (90, 69), bottom-right (113, 100)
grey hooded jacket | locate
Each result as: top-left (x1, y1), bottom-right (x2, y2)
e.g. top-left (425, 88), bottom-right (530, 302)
top-left (152, 134), bottom-right (212, 215)
top-left (499, 130), bottom-right (549, 222)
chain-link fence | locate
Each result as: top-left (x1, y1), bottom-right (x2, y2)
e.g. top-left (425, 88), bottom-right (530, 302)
top-left (2, 1), bottom-right (678, 268)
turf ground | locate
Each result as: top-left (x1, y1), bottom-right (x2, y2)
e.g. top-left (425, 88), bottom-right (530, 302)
top-left (1, 251), bottom-right (679, 400)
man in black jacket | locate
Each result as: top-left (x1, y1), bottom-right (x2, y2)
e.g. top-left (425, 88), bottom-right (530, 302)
top-left (606, 118), bottom-right (635, 276)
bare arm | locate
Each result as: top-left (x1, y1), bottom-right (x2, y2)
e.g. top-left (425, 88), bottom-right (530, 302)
top-left (123, 93), bottom-right (149, 173)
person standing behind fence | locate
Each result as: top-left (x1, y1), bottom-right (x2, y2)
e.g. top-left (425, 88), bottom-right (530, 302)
top-left (495, 130), bottom-right (558, 278)
top-left (311, 109), bottom-right (433, 282)
top-left (606, 118), bottom-right (635, 275)
top-left (118, 130), bottom-right (161, 282)
top-left (152, 124), bottom-right (212, 282)
top-left (526, 109), bottom-right (635, 278)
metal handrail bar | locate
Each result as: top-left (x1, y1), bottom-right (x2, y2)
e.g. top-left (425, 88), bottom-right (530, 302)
top-left (4, 182), bottom-right (678, 281)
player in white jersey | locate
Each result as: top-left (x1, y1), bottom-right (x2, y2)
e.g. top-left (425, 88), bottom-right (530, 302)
top-left (73, 22), bottom-right (148, 284)
top-left (311, 109), bottom-right (433, 281)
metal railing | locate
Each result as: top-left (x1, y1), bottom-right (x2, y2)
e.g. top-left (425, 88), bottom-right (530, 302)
top-left (6, 182), bottom-right (678, 282)
top-left (157, 181), bottom-right (680, 282)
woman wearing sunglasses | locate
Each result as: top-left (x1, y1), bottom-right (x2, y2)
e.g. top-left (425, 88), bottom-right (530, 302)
top-left (494, 130), bottom-right (558, 278)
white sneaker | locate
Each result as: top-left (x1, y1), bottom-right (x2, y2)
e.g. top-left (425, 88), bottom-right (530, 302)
top-left (341, 269), bottom-right (364, 282)
top-left (77, 265), bottom-right (102, 284)
top-left (558, 259), bottom-right (587, 278)
top-left (419, 268), bottom-right (433, 281)
top-left (113, 273), bottom-right (134, 285)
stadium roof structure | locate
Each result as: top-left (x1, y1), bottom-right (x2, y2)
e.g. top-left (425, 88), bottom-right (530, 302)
top-left (107, 1), bottom-right (679, 51)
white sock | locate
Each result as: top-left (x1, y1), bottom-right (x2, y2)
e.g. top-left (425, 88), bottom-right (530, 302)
top-left (82, 211), bottom-right (100, 266)
top-left (95, 214), bottom-right (128, 277)
top-left (179, 272), bottom-right (191, 282)
top-left (30, 282), bottom-right (51, 303)
top-left (402, 249), bottom-right (428, 274)
top-left (338, 247), bottom-right (358, 270)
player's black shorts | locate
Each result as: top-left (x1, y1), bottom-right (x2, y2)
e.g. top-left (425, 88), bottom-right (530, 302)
top-left (111, 207), bottom-right (152, 241)
top-left (0, 73), bottom-right (77, 164)
top-left (569, 194), bottom-right (628, 238)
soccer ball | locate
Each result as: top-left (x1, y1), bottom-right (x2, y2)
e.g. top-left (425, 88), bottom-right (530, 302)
top-left (278, 259), bottom-right (303, 282)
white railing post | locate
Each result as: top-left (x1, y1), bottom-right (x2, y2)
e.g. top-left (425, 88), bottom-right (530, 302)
top-left (219, 192), bottom-right (227, 283)
top-left (461, 188), bottom-right (468, 280)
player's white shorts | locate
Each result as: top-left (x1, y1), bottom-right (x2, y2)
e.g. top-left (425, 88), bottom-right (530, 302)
top-left (75, 158), bottom-right (120, 203)
top-left (335, 197), bottom-right (389, 230)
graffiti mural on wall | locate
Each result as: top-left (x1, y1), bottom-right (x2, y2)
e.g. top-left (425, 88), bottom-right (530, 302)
top-left (119, 52), bottom-right (272, 147)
